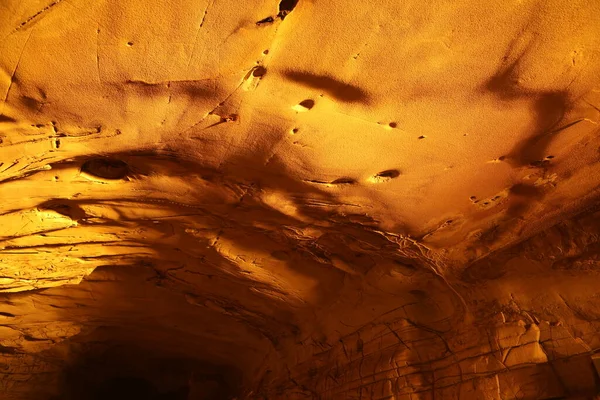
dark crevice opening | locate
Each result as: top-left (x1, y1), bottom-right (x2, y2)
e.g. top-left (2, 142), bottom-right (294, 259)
top-left (277, 0), bottom-right (298, 20)
top-left (80, 158), bottom-right (129, 180)
top-left (257, 0), bottom-right (298, 24)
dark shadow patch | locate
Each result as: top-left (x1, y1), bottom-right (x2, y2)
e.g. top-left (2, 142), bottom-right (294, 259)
top-left (506, 201), bottom-right (530, 217)
top-left (483, 59), bottom-right (569, 168)
top-left (0, 344), bottom-right (17, 354)
top-left (391, 259), bottom-right (417, 277)
top-left (125, 80), bottom-right (212, 99)
top-left (509, 183), bottom-right (544, 197)
top-left (409, 289), bottom-right (428, 300)
top-left (0, 115), bottom-right (16, 123)
top-left (16, 83), bottom-right (48, 112)
top-left (506, 183), bottom-right (545, 218)
top-left (484, 61), bottom-right (521, 98)
top-left (284, 71), bottom-right (369, 103)
top-left (20, 95), bottom-right (44, 112)
top-left (22, 334), bottom-right (47, 342)
top-left (507, 93), bottom-right (567, 166)
top-left (92, 376), bottom-right (160, 400)
top-left (39, 199), bottom-right (90, 221)
top-left (271, 250), bottom-right (290, 261)
top-left (460, 259), bottom-right (507, 283)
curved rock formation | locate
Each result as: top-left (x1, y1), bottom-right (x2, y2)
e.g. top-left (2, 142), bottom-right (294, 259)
top-left (1, 0), bottom-right (600, 398)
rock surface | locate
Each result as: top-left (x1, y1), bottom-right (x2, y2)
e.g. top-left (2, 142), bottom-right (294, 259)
top-left (1, 0), bottom-right (600, 398)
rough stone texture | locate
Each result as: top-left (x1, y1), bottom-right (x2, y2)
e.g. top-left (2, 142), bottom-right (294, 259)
top-left (1, 0), bottom-right (600, 398)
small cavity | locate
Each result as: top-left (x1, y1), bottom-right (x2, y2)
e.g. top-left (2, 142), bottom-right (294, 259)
top-left (81, 158), bottom-right (129, 180)
top-left (298, 99), bottom-right (314, 109)
top-left (292, 99), bottom-right (314, 112)
top-left (263, 49), bottom-right (269, 55)
top-left (498, 155), bottom-right (506, 161)
top-left (388, 122), bottom-right (397, 128)
top-left (220, 114), bottom-right (238, 123)
top-left (545, 155), bottom-right (554, 159)
top-left (0, 312), bottom-right (15, 318)
top-left (418, 135), bottom-right (426, 139)
top-left (256, 16), bottom-right (274, 25)
top-left (368, 169), bottom-right (400, 183)
top-left (126, 41), bottom-right (133, 47)
top-left (278, 0), bottom-right (299, 20)
top-left (290, 128), bottom-right (299, 134)
top-left (331, 177), bottom-right (356, 185)
top-left (376, 169), bottom-right (400, 179)
top-left (252, 66), bottom-right (267, 77)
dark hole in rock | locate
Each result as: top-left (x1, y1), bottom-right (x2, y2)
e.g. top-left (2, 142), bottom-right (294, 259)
top-left (375, 169), bottom-right (400, 179)
top-left (252, 66), bottom-right (267, 77)
top-left (0, 114), bottom-right (16, 123)
top-left (81, 158), bottom-right (129, 180)
top-left (256, 16), bottom-right (274, 25)
top-left (298, 99), bottom-right (314, 109)
top-left (331, 177), bottom-right (356, 185)
top-left (0, 312), bottom-right (15, 317)
top-left (278, 0), bottom-right (299, 19)
top-left (93, 376), bottom-right (159, 400)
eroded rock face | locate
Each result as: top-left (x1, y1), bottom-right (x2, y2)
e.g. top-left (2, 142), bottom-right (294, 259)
top-left (1, 0), bottom-right (600, 398)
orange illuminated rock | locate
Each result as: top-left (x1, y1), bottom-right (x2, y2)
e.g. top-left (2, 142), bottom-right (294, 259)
top-left (1, 0), bottom-right (600, 398)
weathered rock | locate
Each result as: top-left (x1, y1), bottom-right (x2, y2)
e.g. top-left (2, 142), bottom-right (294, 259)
top-left (1, 0), bottom-right (600, 398)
